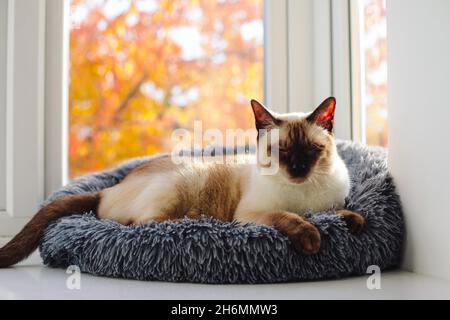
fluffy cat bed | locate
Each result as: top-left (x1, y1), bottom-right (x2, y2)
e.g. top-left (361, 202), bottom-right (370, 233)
top-left (39, 141), bottom-right (404, 284)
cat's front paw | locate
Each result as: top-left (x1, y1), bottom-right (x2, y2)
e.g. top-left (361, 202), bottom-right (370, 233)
top-left (288, 222), bottom-right (321, 255)
top-left (337, 209), bottom-right (365, 235)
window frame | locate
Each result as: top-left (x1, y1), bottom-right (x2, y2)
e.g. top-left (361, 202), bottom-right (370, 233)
top-left (0, 0), bottom-right (46, 236)
top-left (349, 0), bottom-right (366, 144)
top-left (267, 0), bottom-right (355, 141)
top-left (349, 0), bottom-right (389, 147)
top-left (0, 0), bottom-right (7, 212)
top-left (331, 0), bottom-right (353, 141)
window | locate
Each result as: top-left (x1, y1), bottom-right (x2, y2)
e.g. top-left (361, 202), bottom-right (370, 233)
top-left (63, 0), bottom-right (381, 181)
top-left (356, 0), bottom-right (388, 147)
top-left (0, 0), bottom-right (389, 234)
top-left (69, 0), bottom-right (264, 179)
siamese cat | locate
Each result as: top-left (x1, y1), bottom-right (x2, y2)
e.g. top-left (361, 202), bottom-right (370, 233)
top-left (0, 97), bottom-right (364, 268)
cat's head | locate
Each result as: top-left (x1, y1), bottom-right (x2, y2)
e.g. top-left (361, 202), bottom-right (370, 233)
top-left (250, 97), bottom-right (337, 184)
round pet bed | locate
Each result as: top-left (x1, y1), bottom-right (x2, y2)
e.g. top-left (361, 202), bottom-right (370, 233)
top-left (39, 141), bottom-right (404, 284)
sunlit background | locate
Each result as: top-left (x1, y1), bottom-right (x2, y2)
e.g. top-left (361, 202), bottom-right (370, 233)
top-left (362, 0), bottom-right (387, 147)
top-left (69, 0), bottom-right (387, 179)
top-left (69, 0), bottom-right (264, 178)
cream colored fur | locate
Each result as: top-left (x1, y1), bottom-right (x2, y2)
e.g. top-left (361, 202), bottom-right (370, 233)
top-left (98, 109), bottom-right (350, 225)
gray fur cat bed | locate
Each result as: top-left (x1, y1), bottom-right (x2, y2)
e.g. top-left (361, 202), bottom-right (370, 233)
top-left (39, 141), bottom-right (404, 284)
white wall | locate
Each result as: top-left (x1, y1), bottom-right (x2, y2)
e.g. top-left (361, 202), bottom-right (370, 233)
top-left (388, 0), bottom-right (450, 280)
top-left (0, 0), bottom-right (7, 211)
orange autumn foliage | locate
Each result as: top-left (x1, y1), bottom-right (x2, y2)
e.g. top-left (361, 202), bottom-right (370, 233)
top-left (69, 0), bottom-right (264, 179)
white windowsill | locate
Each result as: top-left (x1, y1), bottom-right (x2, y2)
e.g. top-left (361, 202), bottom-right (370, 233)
top-left (1, 237), bottom-right (449, 300)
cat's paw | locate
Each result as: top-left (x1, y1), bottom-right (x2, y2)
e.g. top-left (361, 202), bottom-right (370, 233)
top-left (289, 222), bottom-right (321, 255)
top-left (337, 209), bottom-right (365, 235)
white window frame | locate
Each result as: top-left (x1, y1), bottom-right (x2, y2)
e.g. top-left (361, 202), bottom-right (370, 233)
top-left (348, 0), bottom-right (389, 145)
top-left (0, 0), bottom-right (357, 236)
top-left (265, 0), bottom-right (334, 115)
top-left (0, 0), bottom-right (46, 236)
top-left (266, 0), bottom-right (354, 141)
top-left (349, 0), bottom-right (366, 144)
top-left (331, 0), bottom-right (353, 141)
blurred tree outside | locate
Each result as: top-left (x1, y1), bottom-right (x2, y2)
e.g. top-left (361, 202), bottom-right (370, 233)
top-left (363, 0), bottom-right (388, 147)
top-left (69, 0), bottom-right (264, 179)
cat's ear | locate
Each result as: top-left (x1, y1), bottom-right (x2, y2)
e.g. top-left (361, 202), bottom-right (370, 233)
top-left (307, 97), bottom-right (336, 133)
top-left (250, 100), bottom-right (280, 130)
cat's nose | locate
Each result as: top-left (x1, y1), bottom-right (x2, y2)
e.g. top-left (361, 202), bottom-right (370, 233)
top-left (291, 163), bottom-right (307, 174)
top-left (292, 163), bottom-right (306, 170)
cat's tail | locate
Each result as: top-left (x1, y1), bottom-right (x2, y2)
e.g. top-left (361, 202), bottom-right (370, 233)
top-left (0, 192), bottom-right (101, 268)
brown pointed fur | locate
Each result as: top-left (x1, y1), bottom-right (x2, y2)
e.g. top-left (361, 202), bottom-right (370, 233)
top-left (0, 193), bottom-right (100, 268)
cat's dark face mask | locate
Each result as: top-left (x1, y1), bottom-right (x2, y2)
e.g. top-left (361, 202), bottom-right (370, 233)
top-left (278, 138), bottom-right (324, 182)
top-left (250, 98), bottom-right (336, 184)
